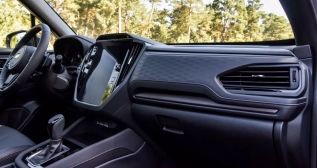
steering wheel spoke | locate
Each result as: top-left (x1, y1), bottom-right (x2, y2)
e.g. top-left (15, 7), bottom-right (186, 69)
top-left (4, 56), bottom-right (13, 69)
top-left (0, 72), bottom-right (19, 90)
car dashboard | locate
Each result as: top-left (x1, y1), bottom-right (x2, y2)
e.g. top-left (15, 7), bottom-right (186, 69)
top-left (53, 36), bottom-right (95, 66)
top-left (51, 33), bottom-right (312, 168)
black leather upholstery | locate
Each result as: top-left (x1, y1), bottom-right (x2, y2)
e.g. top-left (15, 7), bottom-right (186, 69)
top-left (0, 125), bottom-right (34, 166)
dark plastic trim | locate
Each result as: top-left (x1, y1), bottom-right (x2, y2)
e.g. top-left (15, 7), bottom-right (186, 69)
top-left (17, 101), bottom-right (42, 131)
top-left (274, 122), bottom-right (290, 168)
top-left (129, 49), bottom-right (310, 121)
top-left (131, 103), bottom-right (278, 168)
top-left (96, 143), bottom-right (161, 168)
top-left (15, 129), bottom-right (145, 168)
top-left (292, 45), bottom-right (312, 59)
top-left (134, 92), bottom-right (278, 114)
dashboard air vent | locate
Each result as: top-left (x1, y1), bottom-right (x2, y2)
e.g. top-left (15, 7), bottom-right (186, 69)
top-left (220, 66), bottom-right (299, 91)
top-left (119, 42), bottom-right (144, 82)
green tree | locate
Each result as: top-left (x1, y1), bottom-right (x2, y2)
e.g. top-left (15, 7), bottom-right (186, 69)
top-left (262, 13), bottom-right (294, 40)
top-left (146, 0), bottom-right (162, 38)
top-left (0, 0), bottom-right (30, 47)
top-left (47, 0), bottom-right (79, 33)
top-left (40, 0), bottom-right (295, 44)
top-left (244, 0), bottom-right (265, 41)
top-left (75, 0), bottom-right (100, 37)
top-left (0, 0), bottom-right (297, 46)
top-left (122, 0), bottom-right (148, 36)
top-left (97, 0), bottom-right (118, 34)
top-left (211, 0), bottom-right (247, 42)
top-left (169, 2), bottom-right (188, 43)
top-left (194, 4), bottom-right (214, 42)
top-left (150, 9), bottom-right (170, 42)
top-left (169, 0), bottom-right (203, 43)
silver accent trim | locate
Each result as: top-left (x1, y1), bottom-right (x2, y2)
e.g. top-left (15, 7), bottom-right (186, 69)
top-left (251, 74), bottom-right (265, 78)
top-left (26, 145), bottom-right (70, 168)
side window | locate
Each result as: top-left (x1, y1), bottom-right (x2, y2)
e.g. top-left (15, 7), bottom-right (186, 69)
top-left (48, 33), bottom-right (58, 50)
top-left (0, 0), bottom-right (57, 50)
top-left (35, 18), bottom-right (58, 50)
top-left (0, 0), bottom-right (31, 48)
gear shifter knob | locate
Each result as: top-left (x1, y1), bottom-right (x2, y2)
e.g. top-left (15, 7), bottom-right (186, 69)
top-left (47, 114), bottom-right (65, 140)
top-left (28, 114), bottom-right (66, 165)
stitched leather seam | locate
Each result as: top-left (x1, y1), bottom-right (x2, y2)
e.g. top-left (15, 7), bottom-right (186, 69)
top-left (70, 147), bottom-right (132, 168)
top-left (0, 149), bottom-right (24, 164)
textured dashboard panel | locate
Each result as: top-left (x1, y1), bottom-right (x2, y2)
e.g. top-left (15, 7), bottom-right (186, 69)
top-left (129, 50), bottom-right (310, 120)
top-left (131, 52), bottom-right (298, 85)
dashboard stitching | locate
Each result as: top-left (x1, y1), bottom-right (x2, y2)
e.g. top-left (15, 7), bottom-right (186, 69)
top-left (111, 100), bottom-right (130, 116)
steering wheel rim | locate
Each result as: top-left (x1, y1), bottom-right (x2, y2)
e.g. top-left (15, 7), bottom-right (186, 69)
top-left (0, 24), bottom-right (50, 95)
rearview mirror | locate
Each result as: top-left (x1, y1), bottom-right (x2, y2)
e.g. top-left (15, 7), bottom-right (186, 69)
top-left (6, 30), bottom-right (28, 48)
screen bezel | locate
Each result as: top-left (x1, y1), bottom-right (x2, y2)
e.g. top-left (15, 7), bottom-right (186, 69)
top-left (76, 39), bottom-right (133, 105)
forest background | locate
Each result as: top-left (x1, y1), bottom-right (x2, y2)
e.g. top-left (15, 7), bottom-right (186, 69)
top-left (0, 0), bottom-right (294, 47)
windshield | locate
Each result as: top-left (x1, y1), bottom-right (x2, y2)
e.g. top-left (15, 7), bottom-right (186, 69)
top-left (45, 0), bottom-right (294, 43)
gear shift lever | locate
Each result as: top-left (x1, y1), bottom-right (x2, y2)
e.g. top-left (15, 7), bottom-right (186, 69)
top-left (47, 114), bottom-right (65, 153)
top-left (48, 114), bottom-right (65, 141)
top-left (28, 114), bottom-right (66, 165)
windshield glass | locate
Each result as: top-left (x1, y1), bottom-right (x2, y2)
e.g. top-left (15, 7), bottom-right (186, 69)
top-left (45, 0), bottom-right (294, 43)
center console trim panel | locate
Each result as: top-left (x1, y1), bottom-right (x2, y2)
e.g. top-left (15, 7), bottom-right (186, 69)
top-left (73, 38), bottom-right (146, 112)
top-left (15, 128), bottom-right (144, 168)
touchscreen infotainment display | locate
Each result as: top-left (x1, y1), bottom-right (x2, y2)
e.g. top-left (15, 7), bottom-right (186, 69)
top-left (77, 39), bottom-right (132, 105)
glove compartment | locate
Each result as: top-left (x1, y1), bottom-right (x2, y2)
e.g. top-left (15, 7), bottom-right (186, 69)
top-left (131, 104), bottom-right (278, 168)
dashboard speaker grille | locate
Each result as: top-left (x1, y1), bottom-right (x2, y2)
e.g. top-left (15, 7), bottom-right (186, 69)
top-left (220, 66), bottom-right (299, 91)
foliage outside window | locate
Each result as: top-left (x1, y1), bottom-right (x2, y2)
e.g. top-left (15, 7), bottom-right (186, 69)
top-left (0, 0), bottom-right (58, 49)
top-left (46, 0), bottom-right (294, 43)
top-left (0, 0), bottom-right (30, 48)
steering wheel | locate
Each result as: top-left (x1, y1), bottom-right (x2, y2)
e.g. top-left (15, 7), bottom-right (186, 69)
top-left (0, 24), bottom-right (50, 95)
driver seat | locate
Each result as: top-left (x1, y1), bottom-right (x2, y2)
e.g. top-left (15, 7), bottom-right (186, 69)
top-left (0, 125), bottom-right (34, 166)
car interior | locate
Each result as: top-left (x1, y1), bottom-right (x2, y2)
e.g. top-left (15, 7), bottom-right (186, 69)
top-left (0, 0), bottom-right (316, 168)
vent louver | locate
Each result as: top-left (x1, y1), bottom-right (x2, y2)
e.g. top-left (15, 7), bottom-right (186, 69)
top-left (119, 42), bottom-right (143, 82)
top-left (220, 66), bottom-right (299, 91)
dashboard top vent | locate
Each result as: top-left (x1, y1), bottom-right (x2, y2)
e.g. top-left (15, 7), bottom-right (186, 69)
top-left (220, 66), bottom-right (299, 91)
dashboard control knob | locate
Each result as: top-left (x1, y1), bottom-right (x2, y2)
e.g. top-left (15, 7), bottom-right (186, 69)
top-left (52, 54), bottom-right (65, 74)
top-left (55, 55), bottom-right (63, 64)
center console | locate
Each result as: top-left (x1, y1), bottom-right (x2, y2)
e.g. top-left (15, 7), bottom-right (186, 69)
top-left (8, 34), bottom-right (159, 168)
top-left (26, 114), bottom-right (68, 167)
top-left (12, 114), bottom-right (160, 168)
